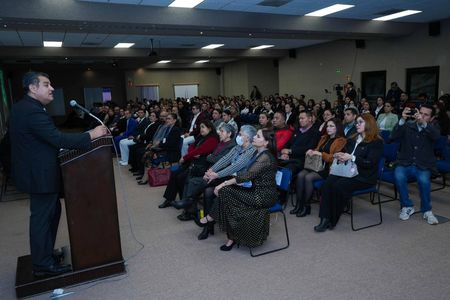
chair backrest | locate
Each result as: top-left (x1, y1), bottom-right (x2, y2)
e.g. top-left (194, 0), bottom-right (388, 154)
top-left (383, 143), bottom-right (399, 163)
top-left (434, 136), bottom-right (448, 159)
top-left (276, 167), bottom-right (292, 192)
top-left (380, 130), bottom-right (391, 143)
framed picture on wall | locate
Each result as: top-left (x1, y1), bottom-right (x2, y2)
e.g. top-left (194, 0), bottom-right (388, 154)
top-left (361, 70), bottom-right (386, 102)
top-left (406, 66), bottom-right (439, 102)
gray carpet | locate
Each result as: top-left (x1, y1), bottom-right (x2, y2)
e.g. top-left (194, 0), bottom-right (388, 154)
top-left (1, 162), bottom-right (449, 300)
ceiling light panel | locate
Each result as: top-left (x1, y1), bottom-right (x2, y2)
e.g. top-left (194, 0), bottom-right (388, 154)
top-left (157, 60), bottom-right (171, 63)
top-left (305, 4), bottom-right (355, 17)
top-left (43, 41), bottom-right (63, 47)
top-left (250, 45), bottom-right (274, 50)
top-left (373, 10), bottom-right (422, 21)
top-left (169, 0), bottom-right (205, 8)
top-left (195, 60), bottom-right (209, 63)
top-left (201, 44), bottom-right (224, 49)
top-left (114, 42), bottom-right (135, 48)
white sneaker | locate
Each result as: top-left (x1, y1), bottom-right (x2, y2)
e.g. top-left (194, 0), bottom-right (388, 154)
top-left (399, 207), bottom-right (415, 220)
top-left (119, 160), bottom-right (128, 166)
top-left (423, 211), bottom-right (439, 225)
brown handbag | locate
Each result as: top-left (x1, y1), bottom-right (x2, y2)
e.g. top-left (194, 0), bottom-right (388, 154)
top-left (304, 154), bottom-right (325, 172)
top-left (148, 167), bottom-right (171, 187)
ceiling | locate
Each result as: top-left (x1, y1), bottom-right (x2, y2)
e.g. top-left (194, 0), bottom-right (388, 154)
top-left (0, 0), bottom-right (449, 69)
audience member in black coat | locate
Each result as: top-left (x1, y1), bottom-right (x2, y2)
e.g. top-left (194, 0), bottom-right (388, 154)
top-left (315, 114), bottom-right (383, 232)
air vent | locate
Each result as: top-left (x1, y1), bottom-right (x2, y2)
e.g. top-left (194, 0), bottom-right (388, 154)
top-left (258, 0), bottom-right (293, 7)
top-left (375, 9), bottom-right (404, 16)
top-left (180, 43), bottom-right (196, 47)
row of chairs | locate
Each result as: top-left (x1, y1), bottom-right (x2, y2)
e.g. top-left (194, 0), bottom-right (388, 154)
top-left (262, 134), bottom-right (449, 257)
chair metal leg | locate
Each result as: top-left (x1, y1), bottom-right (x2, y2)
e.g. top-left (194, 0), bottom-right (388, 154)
top-left (250, 211), bottom-right (290, 257)
top-left (352, 191), bottom-right (383, 231)
top-left (431, 173), bottom-right (447, 192)
top-left (375, 185), bottom-right (399, 204)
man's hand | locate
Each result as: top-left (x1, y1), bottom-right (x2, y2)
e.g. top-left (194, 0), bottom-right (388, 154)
top-left (89, 125), bottom-right (108, 140)
top-left (401, 107), bottom-right (412, 121)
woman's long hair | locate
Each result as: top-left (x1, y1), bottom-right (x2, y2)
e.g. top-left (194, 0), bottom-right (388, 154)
top-left (260, 128), bottom-right (277, 157)
top-left (354, 113), bottom-right (381, 143)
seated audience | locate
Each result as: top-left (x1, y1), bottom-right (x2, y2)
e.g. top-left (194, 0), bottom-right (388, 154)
top-left (343, 107), bottom-right (358, 138)
top-left (272, 111), bottom-right (294, 152)
top-left (318, 108), bottom-right (336, 134)
top-left (113, 110), bottom-right (137, 153)
top-left (280, 110), bottom-right (321, 175)
top-left (285, 103), bottom-right (296, 126)
top-left (176, 125), bottom-right (256, 230)
top-left (392, 104), bottom-right (440, 225)
top-left (158, 120), bottom-right (219, 207)
top-left (291, 118), bottom-right (346, 217)
top-left (376, 101), bottom-right (398, 131)
top-left (128, 111), bottom-right (160, 174)
top-left (219, 109), bottom-right (239, 132)
top-left (211, 108), bottom-right (223, 130)
top-left (195, 129), bottom-right (278, 251)
top-left (258, 112), bottom-right (272, 130)
top-left (315, 114), bottom-right (383, 232)
top-left (374, 97), bottom-right (385, 119)
top-left (119, 109), bottom-right (150, 166)
top-left (181, 103), bottom-right (207, 156)
top-left (151, 113), bottom-right (182, 167)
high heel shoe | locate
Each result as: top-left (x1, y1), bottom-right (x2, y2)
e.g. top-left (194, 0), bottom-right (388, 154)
top-left (137, 180), bottom-right (148, 185)
top-left (314, 218), bottom-right (332, 232)
top-left (193, 216), bottom-right (215, 228)
top-left (289, 203), bottom-right (301, 215)
top-left (220, 240), bottom-right (236, 251)
top-left (296, 205), bottom-right (311, 217)
top-left (197, 223), bottom-right (214, 240)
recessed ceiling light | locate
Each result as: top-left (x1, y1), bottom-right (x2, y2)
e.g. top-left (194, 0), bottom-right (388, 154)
top-left (195, 60), bottom-right (209, 63)
top-left (305, 4), bottom-right (354, 17)
top-left (114, 43), bottom-right (135, 48)
top-left (373, 10), bottom-right (422, 21)
top-left (250, 45), bottom-right (274, 50)
top-left (43, 41), bottom-right (62, 47)
top-left (169, 0), bottom-right (205, 8)
top-left (202, 44), bottom-right (224, 49)
top-left (157, 60), bottom-right (171, 64)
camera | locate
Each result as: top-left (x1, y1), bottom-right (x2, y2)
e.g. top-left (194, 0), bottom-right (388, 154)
top-left (406, 108), bottom-right (418, 117)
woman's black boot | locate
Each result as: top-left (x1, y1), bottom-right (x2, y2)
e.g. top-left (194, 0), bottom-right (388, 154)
top-left (297, 205), bottom-right (311, 217)
top-left (314, 218), bottom-right (332, 232)
top-left (289, 202), bottom-right (301, 215)
top-left (197, 223), bottom-right (214, 240)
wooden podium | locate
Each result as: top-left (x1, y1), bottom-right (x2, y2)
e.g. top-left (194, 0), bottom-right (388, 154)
top-left (15, 137), bottom-right (125, 298)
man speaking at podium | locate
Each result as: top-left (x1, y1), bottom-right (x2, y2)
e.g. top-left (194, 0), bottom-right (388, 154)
top-left (9, 72), bottom-right (108, 277)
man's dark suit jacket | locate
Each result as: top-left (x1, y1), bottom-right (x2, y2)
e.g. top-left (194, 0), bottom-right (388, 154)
top-left (9, 95), bottom-right (91, 194)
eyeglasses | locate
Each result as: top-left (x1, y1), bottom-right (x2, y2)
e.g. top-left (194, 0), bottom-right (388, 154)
top-left (356, 120), bottom-right (365, 125)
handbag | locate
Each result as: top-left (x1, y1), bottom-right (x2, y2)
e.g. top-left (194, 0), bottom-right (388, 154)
top-left (329, 159), bottom-right (358, 178)
top-left (148, 167), bottom-right (171, 187)
top-left (304, 155), bottom-right (325, 172)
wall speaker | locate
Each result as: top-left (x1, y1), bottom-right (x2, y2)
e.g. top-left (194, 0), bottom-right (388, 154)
top-left (288, 49), bottom-right (296, 59)
top-left (216, 68), bottom-right (221, 75)
top-left (429, 21), bottom-right (440, 36)
top-left (355, 39), bottom-right (365, 49)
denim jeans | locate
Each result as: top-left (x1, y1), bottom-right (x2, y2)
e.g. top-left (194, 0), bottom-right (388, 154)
top-left (394, 165), bottom-right (431, 212)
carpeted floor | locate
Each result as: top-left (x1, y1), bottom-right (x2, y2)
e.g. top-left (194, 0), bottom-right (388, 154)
top-left (1, 162), bottom-right (449, 300)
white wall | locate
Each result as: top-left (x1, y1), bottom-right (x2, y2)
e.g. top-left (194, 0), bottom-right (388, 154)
top-left (279, 19), bottom-right (450, 101)
top-left (223, 61), bottom-right (249, 97)
top-left (126, 68), bottom-right (221, 100)
top-left (223, 59), bottom-right (279, 98)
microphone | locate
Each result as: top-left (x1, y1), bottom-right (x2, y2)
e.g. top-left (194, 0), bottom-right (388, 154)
top-left (69, 100), bottom-right (105, 126)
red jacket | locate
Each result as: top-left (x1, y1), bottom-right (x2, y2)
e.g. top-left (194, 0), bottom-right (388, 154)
top-left (275, 126), bottom-right (294, 152)
top-left (183, 135), bottom-right (219, 161)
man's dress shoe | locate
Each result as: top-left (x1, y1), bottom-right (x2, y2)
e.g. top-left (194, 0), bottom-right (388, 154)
top-left (33, 264), bottom-right (72, 277)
